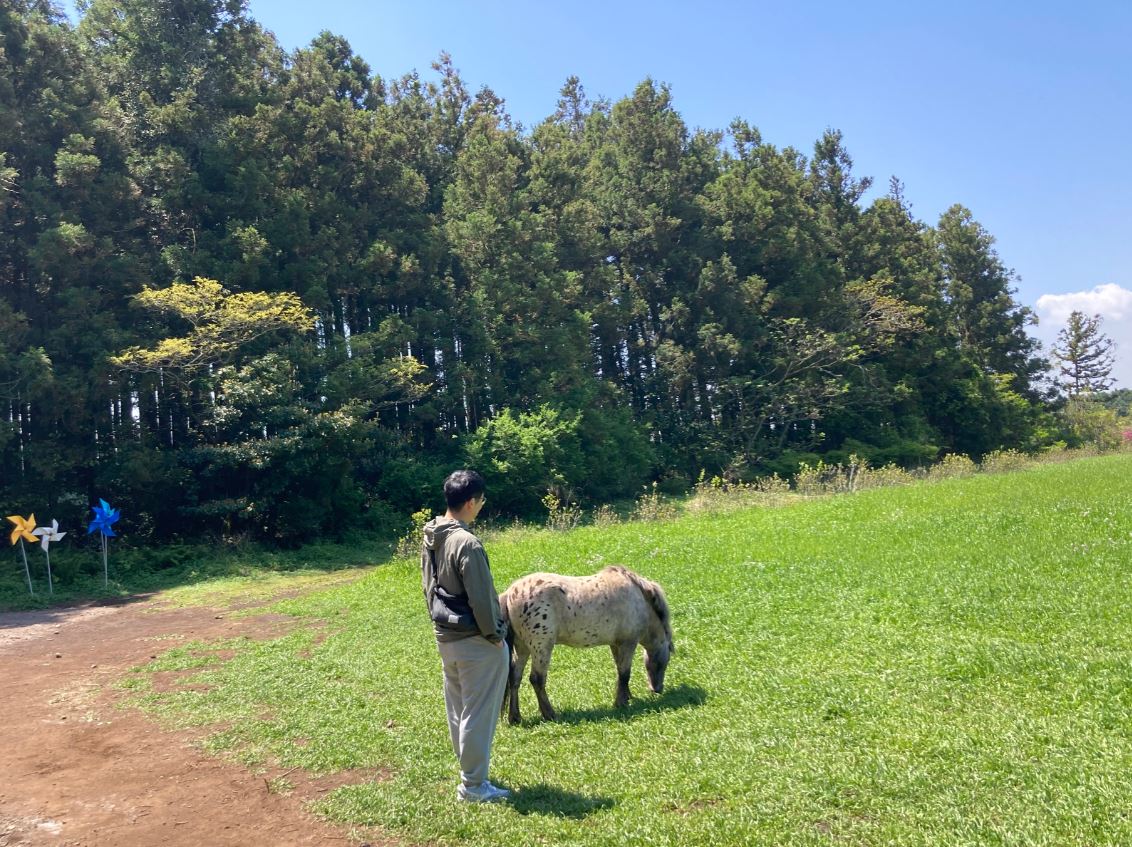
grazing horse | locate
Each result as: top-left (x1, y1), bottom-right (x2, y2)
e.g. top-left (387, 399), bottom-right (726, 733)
top-left (499, 565), bottom-right (674, 724)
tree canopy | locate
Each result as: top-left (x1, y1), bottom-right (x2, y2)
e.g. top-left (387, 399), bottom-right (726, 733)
top-left (0, 1), bottom-right (1068, 541)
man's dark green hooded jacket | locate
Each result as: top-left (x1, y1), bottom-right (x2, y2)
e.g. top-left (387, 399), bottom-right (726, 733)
top-left (421, 516), bottom-right (506, 643)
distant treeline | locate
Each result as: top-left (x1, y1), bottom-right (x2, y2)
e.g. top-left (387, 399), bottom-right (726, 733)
top-left (1, 0), bottom-right (1065, 543)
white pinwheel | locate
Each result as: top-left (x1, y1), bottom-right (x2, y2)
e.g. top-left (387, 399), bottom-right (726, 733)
top-left (33, 519), bottom-right (66, 552)
top-left (32, 519), bottom-right (65, 595)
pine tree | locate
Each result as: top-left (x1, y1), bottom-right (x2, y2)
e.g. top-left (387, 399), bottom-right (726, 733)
top-left (1052, 311), bottom-right (1115, 395)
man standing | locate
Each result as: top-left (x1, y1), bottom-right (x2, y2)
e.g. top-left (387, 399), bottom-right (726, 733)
top-left (421, 469), bottom-right (511, 803)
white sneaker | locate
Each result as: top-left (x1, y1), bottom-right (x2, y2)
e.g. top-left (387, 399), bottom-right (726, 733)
top-left (457, 780), bottom-right (512, 803)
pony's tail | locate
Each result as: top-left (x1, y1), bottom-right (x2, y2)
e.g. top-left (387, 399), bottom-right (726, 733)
top-left (617, 567), bottom-right (674, 650)
top-left (499, 594), bottom-right (515, 719)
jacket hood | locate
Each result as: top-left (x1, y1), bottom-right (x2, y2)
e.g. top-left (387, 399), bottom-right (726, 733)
top-left (422, 516), bottom-right (465, 552)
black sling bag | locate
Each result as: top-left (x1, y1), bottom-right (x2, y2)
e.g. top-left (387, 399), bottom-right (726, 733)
top-left (426, 543), bottom-right (477, 630)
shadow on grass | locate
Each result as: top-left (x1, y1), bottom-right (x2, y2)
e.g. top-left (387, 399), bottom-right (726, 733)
top-left (507, 782), bottom-right (615, 818)
top-left (513, 682), bottom-right (708, 727)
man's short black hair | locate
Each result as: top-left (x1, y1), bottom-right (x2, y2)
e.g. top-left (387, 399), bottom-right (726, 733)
top-left (444, 469), bottom-right (486, 510)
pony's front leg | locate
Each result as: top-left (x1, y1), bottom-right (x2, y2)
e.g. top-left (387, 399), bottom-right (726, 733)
top-left (529, 642), bottom-right (558, 721)
top-left (611, 640), bottom-right (637, 708)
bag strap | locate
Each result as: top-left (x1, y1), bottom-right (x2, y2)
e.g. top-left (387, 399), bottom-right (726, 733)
top-left (427, 532), bottom-right (465, 600)
top-left (426, 543), bottom-right (440, 604)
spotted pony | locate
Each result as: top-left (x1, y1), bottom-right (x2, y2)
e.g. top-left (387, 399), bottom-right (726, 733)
top-left (499, 565), bottom-right (674, 724)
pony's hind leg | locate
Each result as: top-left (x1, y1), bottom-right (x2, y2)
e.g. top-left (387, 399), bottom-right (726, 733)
top-left (528, 640), bottom-right (558, 721)
top-left (611, 640), bottom-right (637, 708)
top-left (507, 643), bottom-right (530, 725)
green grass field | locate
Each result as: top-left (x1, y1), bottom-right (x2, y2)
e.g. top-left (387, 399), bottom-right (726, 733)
top-left (124, 454), bottom-right (1132, 846)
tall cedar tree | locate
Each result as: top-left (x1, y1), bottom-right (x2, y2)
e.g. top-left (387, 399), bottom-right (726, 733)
top-left (1052, 311), bottom-right (1116, 395)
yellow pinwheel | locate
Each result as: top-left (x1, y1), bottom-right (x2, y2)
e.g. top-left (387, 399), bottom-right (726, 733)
top-left (6, 513), bottom-right (36, 595)
top-left (7, 514), bottom-right (36, 546)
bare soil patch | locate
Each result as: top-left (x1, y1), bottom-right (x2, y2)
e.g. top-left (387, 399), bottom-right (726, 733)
top-left (0, 596), bottom-right (395, 847)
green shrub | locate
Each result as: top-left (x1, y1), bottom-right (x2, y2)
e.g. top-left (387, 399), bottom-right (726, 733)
top-left (1060, 397), bottom-right (1123, 450)
top-left (590, 504), bottom-right (621, 527)
top-left (856, 462), bottom-right (917, 489)
top-left (980, 449), bottom-right (1030, 475)
top-left (371, 454), bottom-right (449, 515)
top-left (394, 508), bottom-right (432, 560)
top-left (542, 490), bottom-right (583, 532)
top-left (686, 470), bottom-right (793, 514)
top-left (795, 458), bottom-right (860, 495)
top-left (825, 437), bottom-right (939, 469)
top-left (927, 453), bottom-right (977, 481)
top-left (757, 449), bottom-right (824, 480)
top-left (631, 482), bottom-right (678, 522)
top-left (656, 472), bottom-right (691, 496)
top-left (574, 400), bottom-right (654, 503)
top-left (463, 406), bottom-right (584, 517)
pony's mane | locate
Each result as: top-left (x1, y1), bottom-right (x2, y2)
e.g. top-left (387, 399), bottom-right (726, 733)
top-left (605, 565), bottom-right (673, 643)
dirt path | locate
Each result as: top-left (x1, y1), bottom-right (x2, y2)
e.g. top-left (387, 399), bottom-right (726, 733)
top-left (0, 596), bottom-right (393, 847)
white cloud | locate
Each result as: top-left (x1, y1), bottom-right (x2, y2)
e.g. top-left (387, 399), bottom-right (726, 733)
top-left (1036, 283), bottom-right (1132, 323)
top-left (1034, 283), bottom-right (1132, 390)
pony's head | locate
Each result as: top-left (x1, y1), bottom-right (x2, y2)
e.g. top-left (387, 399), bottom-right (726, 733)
top-left (644, 635), bottom-right (672, 693)
top-left (642, 579), bottom-right (674, 694)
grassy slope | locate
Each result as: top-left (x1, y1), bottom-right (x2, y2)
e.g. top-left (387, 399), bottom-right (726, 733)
top-left (125, 454), bottom-right (1132, 846)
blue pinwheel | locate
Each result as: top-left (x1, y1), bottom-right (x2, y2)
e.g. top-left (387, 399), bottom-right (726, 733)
top-left (88, 499), bottom-right (120, 538)
top-left (87, 499), bottom-right (121, 587)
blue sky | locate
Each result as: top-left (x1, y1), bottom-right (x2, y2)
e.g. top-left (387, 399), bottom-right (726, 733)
top-left (63, 0), bottom-right (1132, 386)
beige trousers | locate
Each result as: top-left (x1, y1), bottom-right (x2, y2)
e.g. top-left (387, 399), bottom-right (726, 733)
top-left (436, 635), bottom-right (509, 787)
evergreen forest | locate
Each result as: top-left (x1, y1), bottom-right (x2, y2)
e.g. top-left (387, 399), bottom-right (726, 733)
top-left (1, 0), bottom-right (1096, 544)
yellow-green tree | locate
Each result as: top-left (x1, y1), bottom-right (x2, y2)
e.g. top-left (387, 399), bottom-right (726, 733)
top-left (110, 277), bottom-right (314, 373)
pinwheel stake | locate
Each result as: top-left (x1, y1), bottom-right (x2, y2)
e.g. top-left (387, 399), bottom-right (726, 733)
top-left (7, 514), bottom-right (37, 596)
top-left (87, 499), bottom-right (120, 588)
top-left (32, 519), bottom-right (66, 596)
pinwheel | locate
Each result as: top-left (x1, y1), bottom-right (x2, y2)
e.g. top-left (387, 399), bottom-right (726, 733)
top-left (32, 519), bottom-right (66, 595)
top-left (7, 513), bottom-right (36, 595)
top-left (87, 499), bottom-right (120, 588)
